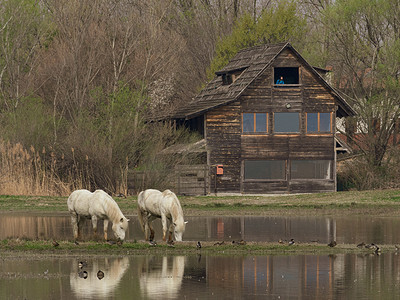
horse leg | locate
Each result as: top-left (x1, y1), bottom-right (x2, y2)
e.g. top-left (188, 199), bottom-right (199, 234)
top-left (161, 214), bottom-right (168, 242)
top-left (91, 216), bottom-right (98, 240)
top-left (103, 219), bottom-right (109, 241)
top-left (167, 221), bottom-right (174, 243)
top-left (70, 214), bottom-right (79, 241)
top-left (77, 215), bottom-right (84, 240)
top-left (148, 220), bottom-right (155, 242)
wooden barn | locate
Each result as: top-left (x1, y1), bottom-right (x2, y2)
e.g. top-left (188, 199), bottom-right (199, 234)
top-left (171, 42), bottom-right (355, 194)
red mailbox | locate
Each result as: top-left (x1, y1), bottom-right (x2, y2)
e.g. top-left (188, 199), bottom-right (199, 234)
top-left (216, 165), bottom-right (223, 175)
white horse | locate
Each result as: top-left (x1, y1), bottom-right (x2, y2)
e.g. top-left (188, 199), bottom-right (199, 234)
top-left (67, 189), bottom-right (129, 242)
top-left (137, 189), bottom-right (187, 242)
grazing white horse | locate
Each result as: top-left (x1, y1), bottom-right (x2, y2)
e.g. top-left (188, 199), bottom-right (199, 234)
top-left (67, 189), bottom-right (129, 241)
top-left (137, 189), bottom-right (187, 242)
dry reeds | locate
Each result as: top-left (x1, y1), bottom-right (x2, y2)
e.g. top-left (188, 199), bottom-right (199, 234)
top-left (0, 140), bottom-right (90, 196)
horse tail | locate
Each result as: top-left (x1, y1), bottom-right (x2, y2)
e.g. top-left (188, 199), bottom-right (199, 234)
top-left (137, 191), bottom-right (145, 230)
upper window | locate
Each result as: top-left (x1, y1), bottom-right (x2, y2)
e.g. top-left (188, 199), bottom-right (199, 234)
top-left (274, 112), bottom-right (299, 133)
top-left (291, 160), bottom-right (331, 179)
top-left (274, 67), bottom-right (299, 85)
top-left (244, 160), bottom-right (286, 180)
top-left (307, 113), bottom-right (332, 133)
top-left (243, 113), bottom-right (267, 133)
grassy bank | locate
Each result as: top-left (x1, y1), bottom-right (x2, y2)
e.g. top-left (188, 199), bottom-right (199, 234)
top-left (2, 189), bottom-right (400, 216)
top-left (0, 239), bottom-right (396, 257)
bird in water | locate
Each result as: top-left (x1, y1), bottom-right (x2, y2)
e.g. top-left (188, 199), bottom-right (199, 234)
top-left (197, 241), bottom-right (202, 249)
top-left (97, 270), bottom-right (105, 280)
top-left (288, 239), bottom-right (295, 246)
top-left (328, 241), bottom-right (337, 247)
top-left (78, 261), bottom-right (87, 269)
top-left (78, 270), bottom-right (88, 279)
top-left (52, 240), bottom-right (59, 247)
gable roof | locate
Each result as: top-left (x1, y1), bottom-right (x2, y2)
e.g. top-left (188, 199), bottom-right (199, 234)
top-left (172, 42), bottom-right (355, 120)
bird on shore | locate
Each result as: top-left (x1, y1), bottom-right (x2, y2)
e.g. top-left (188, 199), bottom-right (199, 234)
top-left (375, 246), bottom-right (381, 255)
top-left (328, 241), bottom-right (337, 247)
top-left (365, 243), bottom-right (376, 249)
top-left (74, 240), bottom-right (80, 245)
top-left (289, 239), bottom-right (295, 246)
top-left (214, 241), bottom-right (225, 246)
top-left (148, 240), bottom-right (157, 246)
top-left (357, 242), bottom-right (365, 248)
top-left (97, 270), bottom-right (104, 280)
top-left (238, 240), bottom-right (247, 245)
top-left (197, 241), bottom-right (202, 249)
top-left (52, 240), bottom-right (59, 247)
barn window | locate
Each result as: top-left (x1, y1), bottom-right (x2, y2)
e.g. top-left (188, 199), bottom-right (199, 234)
top-left (242, 113), bottom-right (268, 133)
top-left (222, 74), bottom-right (233, 85)
top-left (274, 67), bottom-right (299, 85)
top-left (244, 160), bottom-right (286, 180)
top-left (291, 160), bottom-right (331, 179)
top-left (307, 113), bottom-right (332, 133)
top-left (274, 112), bottom-right (299, 133)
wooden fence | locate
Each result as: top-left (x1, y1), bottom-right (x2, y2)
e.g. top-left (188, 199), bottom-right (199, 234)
top-left (127, 164), bottom-right (209, 195)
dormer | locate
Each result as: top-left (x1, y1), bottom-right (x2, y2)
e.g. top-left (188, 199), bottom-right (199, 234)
top-left (216, 67), bottom-right (247, 86)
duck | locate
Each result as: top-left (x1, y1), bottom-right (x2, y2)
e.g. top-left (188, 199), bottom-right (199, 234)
top-left (78, 270), bottom-right (88, 279)
top-left (97, 270), bottom-right (104, 280)
top-left (196, 241), bottom-right (202, 249)
top-left (328, 241), bottom-right (337, 247)
top-left (148, 240), bottom-right (157, 246)
top-left (78, 261), bottom-right (87, 269)
top-left (365, 243), bottom-right (376, 249)
top-left (288, 239), bottom-right (295, 246)
top-left (52, 240), bottom-right (59, 247)
top-left (375, 246), bottom-right (381, 255)
top-left (74, 240), bottom-right (80, 245)
top-left (238, 240), bottom-right (247, 245)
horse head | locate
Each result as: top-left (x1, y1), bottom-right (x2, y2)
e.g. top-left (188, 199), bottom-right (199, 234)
top-left (173, 220), bottom-right (188, 242)
top-left (112, 217), bottom-right (129, 241)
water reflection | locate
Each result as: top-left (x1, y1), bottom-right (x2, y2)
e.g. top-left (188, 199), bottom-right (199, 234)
top-left (2, 253), bottom-right (400, 299)
top-left (138, 256), bottom-right (185, 299)
top-left (70, 257), bottom-right (129, 299)
top-left (2, 214), bottom-right (400, 245)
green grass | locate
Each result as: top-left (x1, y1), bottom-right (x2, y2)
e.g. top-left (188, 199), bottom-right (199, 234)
top-left (2, 189), bottom-right (400, 217)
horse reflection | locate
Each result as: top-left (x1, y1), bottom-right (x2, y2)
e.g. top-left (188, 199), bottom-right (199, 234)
top-left (139, 256), bottom-right (186, 299)
top-left (70, 257), bottom-right (129, 298)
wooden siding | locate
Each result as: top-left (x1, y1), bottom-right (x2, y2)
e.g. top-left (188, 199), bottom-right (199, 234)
top-left (206, 102), bottom-right (241, 193)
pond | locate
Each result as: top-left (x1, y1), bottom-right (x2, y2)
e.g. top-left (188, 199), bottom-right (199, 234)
top-left (1, 253), bottom-right (400, 299)
top-left (1, 214), bottom-right (400, 245)
top-left (2, 214), bottom-right (400, 299)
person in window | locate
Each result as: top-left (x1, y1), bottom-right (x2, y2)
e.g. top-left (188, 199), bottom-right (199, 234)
top-left (276, 76), bottom-right (284, 84)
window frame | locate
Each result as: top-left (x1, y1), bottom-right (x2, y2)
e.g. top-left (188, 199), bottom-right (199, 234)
top-left (306, 112), bottom-right (333, 134)
top-left (273, 67), bottom-right (300, 86)
top-left (273, 112), bottom-right (300, 134)
top-left (242, 112), bottom-right (268, 134)
top-left (243, 160), bottom-right (287, 181)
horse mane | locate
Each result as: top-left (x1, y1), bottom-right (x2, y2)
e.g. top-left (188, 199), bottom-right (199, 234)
top-left (163, 190), bottom-right (184, 226)
top-left (94, 190), bottom-right (125, 223)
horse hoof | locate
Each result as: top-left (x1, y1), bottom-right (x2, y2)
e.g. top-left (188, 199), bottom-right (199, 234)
top-left (97, 270), bottom-right (104, 280)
